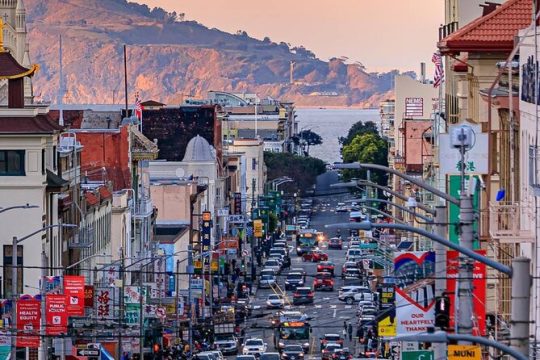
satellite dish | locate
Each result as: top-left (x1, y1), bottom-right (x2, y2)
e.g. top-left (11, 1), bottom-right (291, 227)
top-left (175, 168), bottom-right (185, 178)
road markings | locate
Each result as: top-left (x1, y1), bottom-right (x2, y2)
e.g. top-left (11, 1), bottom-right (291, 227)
top-left (345, 305), bottom-right (352, 309)
top-left (333, 308), bottom-right (337, 318)
top-left (330, 305), bottom-right (337, 308)
top-left (323, 297), bottom-right (330, 300)
top-left (315, 305), bottom-right (322, 308)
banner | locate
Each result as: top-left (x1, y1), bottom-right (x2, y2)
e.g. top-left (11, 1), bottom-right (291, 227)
top-left (446, 250), bottom-right (487, 335)
top-left (394, 251), bottom-right (435, 335)
top-left (63, 276), bottom-right (85, 316)
top-left (45, 294), bottom-right (68, 335)
top-left (253, 219), bottom-right (263, 238)
top-left (96, 288), bottom-right (113, 319)
top-left (16, 298), bottom-right (40, 348)
top-left (233, 192), bottom-right (242, 214)
top-left (201, 211), bottom-right (212, 269)
top-left (84, 285), bottom-right (94, 308)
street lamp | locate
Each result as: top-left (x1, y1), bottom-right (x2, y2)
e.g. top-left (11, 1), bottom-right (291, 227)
top-left (10, 223), bottom-right (77, 360)
top-left (325, 221), bottom-right (530, 357)
top-left (0, 204), bottom-right (38, 214)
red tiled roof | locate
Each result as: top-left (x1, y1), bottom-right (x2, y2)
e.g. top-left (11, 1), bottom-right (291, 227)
top-left (438, 0), bottom-right (533, 54)
top-left (0, 51), bottom-right (37, 79)
top-left (0, 115), bottom-right (63, 134)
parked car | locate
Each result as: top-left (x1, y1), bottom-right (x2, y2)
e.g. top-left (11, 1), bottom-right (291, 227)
top-left (328, 238), bottom-right (343, 250)
top-left (285, 272), bottom-right (305, 290)
top-left (302, 249), bottom-right (328, 262)
top-left (317, 261), bottom-right (335, 275)
top-left (292, 287), bottom-right (314, 305)
top-left (313, 272), bottom-right (335, 291)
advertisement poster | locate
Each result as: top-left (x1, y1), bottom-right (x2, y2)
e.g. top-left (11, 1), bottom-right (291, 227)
top-left (394, 251), bottom-right (435, 335)
top-left (16, 298), bottom-right (40, 348)
top-left (45, 294), bottom-right (68, 335)
top-left (446, 250), bottom-right (487, 336)
top-left (63, 275), bottom-right (85, 316)
top-left (84, 285), bottom-right (94, 308)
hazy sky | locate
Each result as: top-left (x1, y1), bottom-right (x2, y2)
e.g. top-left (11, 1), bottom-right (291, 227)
top-left (134, 0), bottom-right (444, 73)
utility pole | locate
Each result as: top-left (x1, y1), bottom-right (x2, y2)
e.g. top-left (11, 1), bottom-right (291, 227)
top-left (457, 194), bottom-right (474, 339)
top-left (40, 251), bottom-right (47, 360)
top-left (187, 245), bottom-right (194, 356)
top-left (11, 236), bottom-right (17, 360)
top-left (433, 205), bottom-right (447, 359)
top-left (118, 247), bottom-right (125, 359)
top-left (251, 178), bottom-right (256, 281)
top-left (510, 257), bottom-right (531, 356)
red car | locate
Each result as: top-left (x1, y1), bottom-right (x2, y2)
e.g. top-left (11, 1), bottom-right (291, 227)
top-left (302, 249), bottom-right (328, 262)
top-left (314, 272), bottom-right (335, 291)
top-left (328, 237), bottom-right (343, 250)
top-left (317, 261), bottom-right (335, 275)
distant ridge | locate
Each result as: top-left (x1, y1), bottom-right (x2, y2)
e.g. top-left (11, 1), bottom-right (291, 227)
top-left (25, 0), bottom-right (414, 106)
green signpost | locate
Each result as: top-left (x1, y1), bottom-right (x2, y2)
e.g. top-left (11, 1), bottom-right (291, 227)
top-left (401, 350), bottom-right (434, 360)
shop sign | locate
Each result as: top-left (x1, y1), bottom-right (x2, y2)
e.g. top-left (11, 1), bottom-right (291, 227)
top-left (84, 285), bottom-right (94, 308)
top-left (448, 345), bottom-right (481, 360)
top-left (96, 288), bottom-right (113, 319)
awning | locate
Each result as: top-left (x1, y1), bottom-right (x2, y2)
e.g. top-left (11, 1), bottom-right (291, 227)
top-left (100, 348), bottom-right (115, 360)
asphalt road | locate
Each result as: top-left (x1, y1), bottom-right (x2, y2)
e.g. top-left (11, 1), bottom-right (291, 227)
top-left (240, 172), bottom-right (365, 359)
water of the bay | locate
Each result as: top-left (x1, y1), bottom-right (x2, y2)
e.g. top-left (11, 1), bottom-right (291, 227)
top-left (295, 107), bottom-right (380, 164)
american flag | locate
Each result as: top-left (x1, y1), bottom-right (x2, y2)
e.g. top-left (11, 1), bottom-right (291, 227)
top-left (135, 95), bottom-right (143, 120)
top-left (432, 52), bottom-right (444, 88)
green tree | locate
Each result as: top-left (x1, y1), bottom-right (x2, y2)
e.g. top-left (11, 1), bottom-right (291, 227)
top-left (298, 129), bottom-right (323, 156)
top-left (264, 152), bottom-right (326, 195)
top-left (341, 132), bottom-right (388, 185)
top-left (339, 120), bottom-right (379, 146)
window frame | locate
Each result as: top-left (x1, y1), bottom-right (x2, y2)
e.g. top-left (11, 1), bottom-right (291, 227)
top-left (0, 150), bottom-right (25, 176)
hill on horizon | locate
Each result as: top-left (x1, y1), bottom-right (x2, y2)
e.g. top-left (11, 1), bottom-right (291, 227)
top-left (25, 0), bottom-right (413, 106)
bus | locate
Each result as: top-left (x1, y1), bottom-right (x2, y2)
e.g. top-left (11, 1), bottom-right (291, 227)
top-left (274, 321), bottom-right (312, 353)
top-left (295, 230), bottom-right (319, 256)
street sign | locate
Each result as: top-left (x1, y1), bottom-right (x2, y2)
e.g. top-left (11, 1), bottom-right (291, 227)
top-left (217, 208), bottom-right (229, 217)
top-left (76, 349), bottom-right (100, 357)
top-left (401, 350), bottom-right (433, 360)
top-left (448, 345), bottom-right (481, 360)
top-left (228, 214), bottom-right (245, 224)
top-left (242, 249), bottom-right (249, 256)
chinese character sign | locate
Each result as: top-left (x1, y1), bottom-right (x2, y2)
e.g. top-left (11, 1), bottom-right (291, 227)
top-left (63, 276), bottom-right (85, 316)
top-left (84, 285), bottom-right (94, 308)
top-left (96, 288), bottom-right (112, 319)
top-left (16, 299), bottom-right (40, 348)
top-left (201, 212), bottom-right (212, 269)
top-left (45, 295), bottom-right (68, 335)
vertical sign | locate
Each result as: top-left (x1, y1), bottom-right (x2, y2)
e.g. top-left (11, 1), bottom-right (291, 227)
top-left (201, 211), bottom-right (212, 270)
top-left (63, 275), bottom-right (85, 316)
top-left (447, 175), bottom-right (480, 247)
top-left (233, 192), bottom-right (242, 215)
top-left (96, 288), bottom-right (112, 319)
top-left (446, 250), bottom-right (487, 336)
top-left (405, 97), bottom-right (423, 117)
top-left (394, 251), bottom-right (435, 335)
top-left (45, 294), bottom-right (68, 335)
top-left (253, 219), bottom-right (263, 238)
top-left (377, 284), bottom-right (396, 337)
top-left (84, 285), bottom-right (94, 308)
top-left (16, 298), bottom-right (40, 348)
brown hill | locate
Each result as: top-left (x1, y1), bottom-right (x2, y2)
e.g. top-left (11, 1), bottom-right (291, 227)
top-left (25, 0), bottom-right (411, 106)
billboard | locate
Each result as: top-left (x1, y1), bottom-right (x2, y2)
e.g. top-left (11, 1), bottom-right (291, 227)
top-left (45, 294), bottom-right (68, 335)
top-left (63, 276), bottom-right (85, 316)
top-left (394, 251), bottom-right (435, 335)
top-left (446, 250), bottom-right (487, 336)
top-left (16, 298), bottom-right (40, 348)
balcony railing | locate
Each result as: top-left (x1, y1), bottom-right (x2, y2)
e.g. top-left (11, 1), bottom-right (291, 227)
top-left (489, 202), bottom-right (534, 243)
top-left (439, 21), bottom-right (458, 41)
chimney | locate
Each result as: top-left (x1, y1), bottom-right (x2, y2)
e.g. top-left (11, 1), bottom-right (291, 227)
top-left (420, 62), bottom-right (426, 84)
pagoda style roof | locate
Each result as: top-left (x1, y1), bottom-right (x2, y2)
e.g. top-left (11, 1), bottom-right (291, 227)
top-left (438, 0), bottom-right (532, 54)
top-left (0, 51), bottom-right (38, 79)
top-left (0, 115), bottom-right (63, 134)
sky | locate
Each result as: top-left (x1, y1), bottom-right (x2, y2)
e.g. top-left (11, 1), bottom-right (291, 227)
top-left (134, 0), bottom-right (444, 73)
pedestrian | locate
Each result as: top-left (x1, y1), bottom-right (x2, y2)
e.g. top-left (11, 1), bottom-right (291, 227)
top-left (356, 326), bottom-right (364, 343)
top-left (347, 323), bottom-right (353, 341)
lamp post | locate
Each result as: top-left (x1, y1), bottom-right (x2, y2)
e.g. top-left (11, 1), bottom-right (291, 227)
top-left (325, 221), bottom-right (531, 357)
top-left (10, 223), bottom-right (77, 360)
top-left (0, 204), bottom-right (38, 214)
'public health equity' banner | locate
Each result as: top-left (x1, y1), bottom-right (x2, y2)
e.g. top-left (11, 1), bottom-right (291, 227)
top-left (394, 251), bottom-right (435, 335)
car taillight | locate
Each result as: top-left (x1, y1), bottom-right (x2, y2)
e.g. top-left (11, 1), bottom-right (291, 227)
top-left (308, 292), bottom-right (314, 297)
top-left (294, 293), bottom-right (300, 297)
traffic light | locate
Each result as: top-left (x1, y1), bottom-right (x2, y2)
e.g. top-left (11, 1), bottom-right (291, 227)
top-left (434, 295), bottom-right (450, 329)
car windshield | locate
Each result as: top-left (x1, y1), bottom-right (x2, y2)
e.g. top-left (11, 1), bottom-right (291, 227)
top-left (261, 275), bottom-right (274, 280)
top-left (316, 273), bottom-right (331, 279)
top-left (325, 335), bottom-right (340, 341)
top-left (279, 327), bottom-right (309, 340)
top-left (266, 260), bottom-right (279, 265)
top-left (297, 288), bottom-right (311, 294)
top-left (326, 344), bottom-right (342, 351)
top-left (245, 339), bottom-right (263, 346)
top-left (284, 345), bottom-right (303, 352)
top-left (268, 294), bottom-right (281, 300)
top-left (287, 273), bottom-right (302, 279)
top-left (260, 354), bottom-right (280, 360)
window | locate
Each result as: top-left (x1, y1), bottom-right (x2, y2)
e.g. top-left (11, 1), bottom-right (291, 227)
top-left (0, 150), bottom-right (25, 176)
top-left (53, 146), bottom-right (57, 170)
top-left (252, 158), bottom-right (257, 170)
top-left (530, 145), bottom-right (538, 187)
top-left (42, 149), bottom-right (46, 175)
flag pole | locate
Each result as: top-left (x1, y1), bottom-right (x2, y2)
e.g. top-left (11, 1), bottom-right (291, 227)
top-left (124, 45), bottom-right (128, 117)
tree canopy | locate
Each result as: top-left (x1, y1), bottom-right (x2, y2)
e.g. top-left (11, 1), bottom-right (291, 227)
top-left (264, 152), bottom-right (326, 195)
top-left (341, 131), bottom-right (388, 186)
top-left (339, 120), bottom-right (379, 146)
top-left (292, 129), bottom-right (323, 156)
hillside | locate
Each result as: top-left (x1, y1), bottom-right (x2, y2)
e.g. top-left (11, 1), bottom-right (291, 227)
top-left (25, 0), bottom-right (410, 106)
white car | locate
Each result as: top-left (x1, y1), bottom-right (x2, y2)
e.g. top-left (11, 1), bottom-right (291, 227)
top-left (243, 338), bottom-right (267, 356)
top-left (338, 286), bottom-right (374, 304)
top-left (259, 273), bottom-right (277, 289)
top-left (264, 259), bottom-right (282, 274)
top-left (266, 294), bottom-right (285, 309)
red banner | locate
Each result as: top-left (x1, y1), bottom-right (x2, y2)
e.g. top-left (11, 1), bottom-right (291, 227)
top-left (16, 299), bottom-right (40, 348)
top-left (45, 294), bottom-right (67, 335)
top-left (63, 275), bottom-right (85, 316)
top-left (84, 285), bottom-right (94, 308)
top-left (446, 250), bottom-right (487, 336)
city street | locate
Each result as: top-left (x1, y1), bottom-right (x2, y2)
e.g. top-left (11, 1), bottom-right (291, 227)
top-left (240, 174), bottom-right (365, 359)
